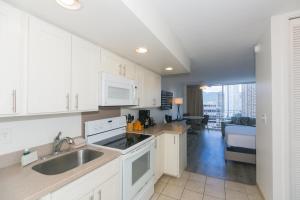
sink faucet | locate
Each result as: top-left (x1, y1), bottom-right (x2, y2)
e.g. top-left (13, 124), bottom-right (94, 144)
top-left (53, 132), bottom-right (74, 154)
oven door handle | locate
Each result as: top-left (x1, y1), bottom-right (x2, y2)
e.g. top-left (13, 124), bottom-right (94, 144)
top-left (127, 141), bottom-right (153, 157)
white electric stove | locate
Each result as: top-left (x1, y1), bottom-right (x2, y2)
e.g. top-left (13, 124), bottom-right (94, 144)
top-left (85, 116), bottom-right (155, 200)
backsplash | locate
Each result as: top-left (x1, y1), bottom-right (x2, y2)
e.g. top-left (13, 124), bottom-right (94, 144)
top-left (121, 107), bottom-right (171, 124)
top-left (0, 114), bottom-right (81, 156)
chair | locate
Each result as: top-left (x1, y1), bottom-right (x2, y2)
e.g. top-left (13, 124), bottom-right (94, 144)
top-left (202, 115), bottom-right (209, 129)
top-left (183, 113), bottom-right (191, 125)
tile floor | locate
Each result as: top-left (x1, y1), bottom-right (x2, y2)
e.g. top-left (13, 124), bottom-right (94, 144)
top-left (151, 171), bottom-right (264, 200)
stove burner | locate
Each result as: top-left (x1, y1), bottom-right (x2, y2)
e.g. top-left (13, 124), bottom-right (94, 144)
top-left (93, 133), bottom-right (151, 150)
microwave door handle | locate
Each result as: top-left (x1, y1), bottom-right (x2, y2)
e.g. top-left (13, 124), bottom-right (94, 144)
top-left (133, 85), bottom-right (137, 104)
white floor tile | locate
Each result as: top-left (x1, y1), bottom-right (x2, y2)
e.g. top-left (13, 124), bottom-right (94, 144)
top-left (185, 180), bottom-right (205, 193)
top-left (162, 184), bottom-right (184, 199)
top-left (181, 189), bottom-right (203, 200)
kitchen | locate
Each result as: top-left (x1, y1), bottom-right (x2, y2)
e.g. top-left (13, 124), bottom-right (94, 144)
top-left (0, 1), bottom-right (188, 200)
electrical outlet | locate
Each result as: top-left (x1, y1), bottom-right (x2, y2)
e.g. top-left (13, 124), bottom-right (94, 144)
top-left (0, 128), bottom-right (12, 144)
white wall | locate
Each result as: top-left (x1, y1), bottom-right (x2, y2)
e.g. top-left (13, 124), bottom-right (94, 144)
top-left (162, 77), bottom-right (186, 119)
top-left (255, 10), bottom-right (300, 200)
top-left (0, 114), bottom-right (81, 155)
top-left (121, 0), bottom-right (191, 72)
top-left (255, 23), bottom-right (273, 200)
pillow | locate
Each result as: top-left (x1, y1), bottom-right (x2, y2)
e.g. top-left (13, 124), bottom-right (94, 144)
top-left (248, 118), bottom-right (256, 126)
top-left (231, 117), bottom-right (241, 125)
top-left (240, 117), bottom-right (249, 126)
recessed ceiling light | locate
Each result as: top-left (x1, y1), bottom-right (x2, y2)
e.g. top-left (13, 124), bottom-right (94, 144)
top-left (136, 47), bottom-right (148, 54)
top-left (165, 67), bottom-right (173, 71)
top-left (56, 0), bottom-right (81, 10)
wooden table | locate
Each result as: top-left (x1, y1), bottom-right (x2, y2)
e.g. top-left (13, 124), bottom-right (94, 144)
top-left (183, 116), bottom-right (204, 120)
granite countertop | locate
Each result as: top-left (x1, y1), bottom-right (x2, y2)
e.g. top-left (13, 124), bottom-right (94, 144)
top-left (129, 121), bottom-right (190, 136)
top-left (0, 146), bottom-right (121, 200)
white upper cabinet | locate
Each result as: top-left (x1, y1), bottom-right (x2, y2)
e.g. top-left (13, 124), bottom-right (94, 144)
top-left (71, 36), bottom-right (99, 112)
top-left (122, 59), bottom-right (136, 80)
top-left (135, 65), bottom-right (145, 106)
top-left (100, 48), bottom-right (136, 80)
top-left (0, 3), bottom-right (26, 116)
top-left (100, 48), bottom-right (125, 76)
top-left (134, 65), bottom-right (161, 108)
top-left (143, 69), bottom-right (161, 107)
top-left (27, 16), bottom-right (71, 114)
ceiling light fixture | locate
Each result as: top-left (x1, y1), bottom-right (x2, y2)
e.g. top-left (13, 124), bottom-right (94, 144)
top-left (165, 67), bottom-right (173, 71)
top-left (136, 47), bottom-right (148, 54)
top-left (56, 0), bottom-right (81, 10)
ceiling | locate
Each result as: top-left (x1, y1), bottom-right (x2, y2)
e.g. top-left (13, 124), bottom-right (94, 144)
top-left (4, 0), bottom-right (300, 81)
top-left (3, 0), bottom-right (190, 75)
top-left (153, 0), bottom-right (300, 81)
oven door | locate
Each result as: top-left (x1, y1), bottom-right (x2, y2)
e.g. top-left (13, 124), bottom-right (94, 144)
top-left (123, 140), bottom-right (154, 200)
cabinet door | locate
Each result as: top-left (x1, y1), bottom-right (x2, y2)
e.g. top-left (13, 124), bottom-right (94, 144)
top-left (123, 60), bottom-right (136, 80)
top-left (154, 135), bottom-right (164, 182)
top-left (94, 174), bottom-right (121, 200)
top-left (0, 3), bottom-right (26, 115)
top-left (78, 192), bottom-right (94, 200)
top-left (163, 134), bottom-right (179, 177)
top-left (100, 49), bottom-right (123, 76)
top-left (27, 16), bottom-right (71, 114)
top-left (143, 69), bottom-right (154, 107)
top-left (143, 70), bottom-right (161, 107)
top-left (71, 36), bottom-right (99, 112)
top-left (135, 65), bottom-right (145, 107)
top-left (153, 73), bottom-right (161, 107)
top-left (179, 132), bottom-right (187, 176)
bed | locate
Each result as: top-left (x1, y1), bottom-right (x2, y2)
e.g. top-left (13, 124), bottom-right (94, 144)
top-left (224, 125), bottom-right (256, 164)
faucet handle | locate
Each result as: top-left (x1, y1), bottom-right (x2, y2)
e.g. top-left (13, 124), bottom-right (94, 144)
top-left (55, 132), bottom-right (62, 141)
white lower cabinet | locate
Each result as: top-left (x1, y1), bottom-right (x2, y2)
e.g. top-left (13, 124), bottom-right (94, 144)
top-left (78, 192), bottom-right (94, 200)
top-left (161, 132), bottom-right (187, 178)
top-left (154, 135), bottom-right (164, 182)
top-left (94, 174), bottom-right (120, 200)
top-left (43, 158), bottom-right (121, 200)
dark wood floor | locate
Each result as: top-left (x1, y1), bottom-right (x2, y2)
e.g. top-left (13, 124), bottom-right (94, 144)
top-left (186, 128), bottom-right (256, 185)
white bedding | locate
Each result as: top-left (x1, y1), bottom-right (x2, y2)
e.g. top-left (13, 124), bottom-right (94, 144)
top-left (225, 125), bottom-right (256, 149)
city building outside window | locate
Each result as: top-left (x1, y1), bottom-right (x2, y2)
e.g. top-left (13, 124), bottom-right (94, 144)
top-left (203, 83), bottom-right (256, 129)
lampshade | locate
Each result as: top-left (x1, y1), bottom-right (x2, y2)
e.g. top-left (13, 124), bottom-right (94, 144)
top-left (172, 97), bottom-right (183, 105)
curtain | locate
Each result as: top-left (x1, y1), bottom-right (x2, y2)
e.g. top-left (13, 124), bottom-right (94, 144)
top-left (186, 85), bottom-right (203, 116)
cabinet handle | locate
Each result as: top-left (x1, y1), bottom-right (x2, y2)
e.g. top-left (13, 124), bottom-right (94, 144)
top-left (66, 94), bottom-right (70, 110)
top-left (119, 64), bottom-right (122, 76)
top-left (98, 190), bottom-right (101, 200)
top-left (75, 94), bottom-right (79, 110)
top-left (174, 136), bottom-right (175, 144)
top-left (123, 65), bottom-right (126, 76)
top-left (12, 89), bottom-right (16, 113)
top-left (155, 139), bottom-right (157, 148)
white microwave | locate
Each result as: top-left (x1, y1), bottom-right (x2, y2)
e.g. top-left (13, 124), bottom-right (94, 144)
top-left (99, 72), bottom-right (138, 106)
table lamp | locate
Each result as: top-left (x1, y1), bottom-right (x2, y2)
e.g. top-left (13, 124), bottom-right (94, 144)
top-left (172, 97), bottom-right (183, 121)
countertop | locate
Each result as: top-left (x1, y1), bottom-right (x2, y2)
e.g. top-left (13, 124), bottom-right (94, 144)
top-left (0, 146), bottom-right (121, 200)
top-left (128, 121), bottom-right (190, 136)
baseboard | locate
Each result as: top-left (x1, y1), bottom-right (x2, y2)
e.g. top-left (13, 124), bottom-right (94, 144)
top-left (256, 182), bottom-right (266, 200)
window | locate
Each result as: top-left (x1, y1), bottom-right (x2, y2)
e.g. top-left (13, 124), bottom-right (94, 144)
top-left (203, 83), bottom-right (256, 129)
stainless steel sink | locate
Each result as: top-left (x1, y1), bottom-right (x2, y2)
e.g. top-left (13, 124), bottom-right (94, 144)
top-left (32, 149), bottom-right (104, 175)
